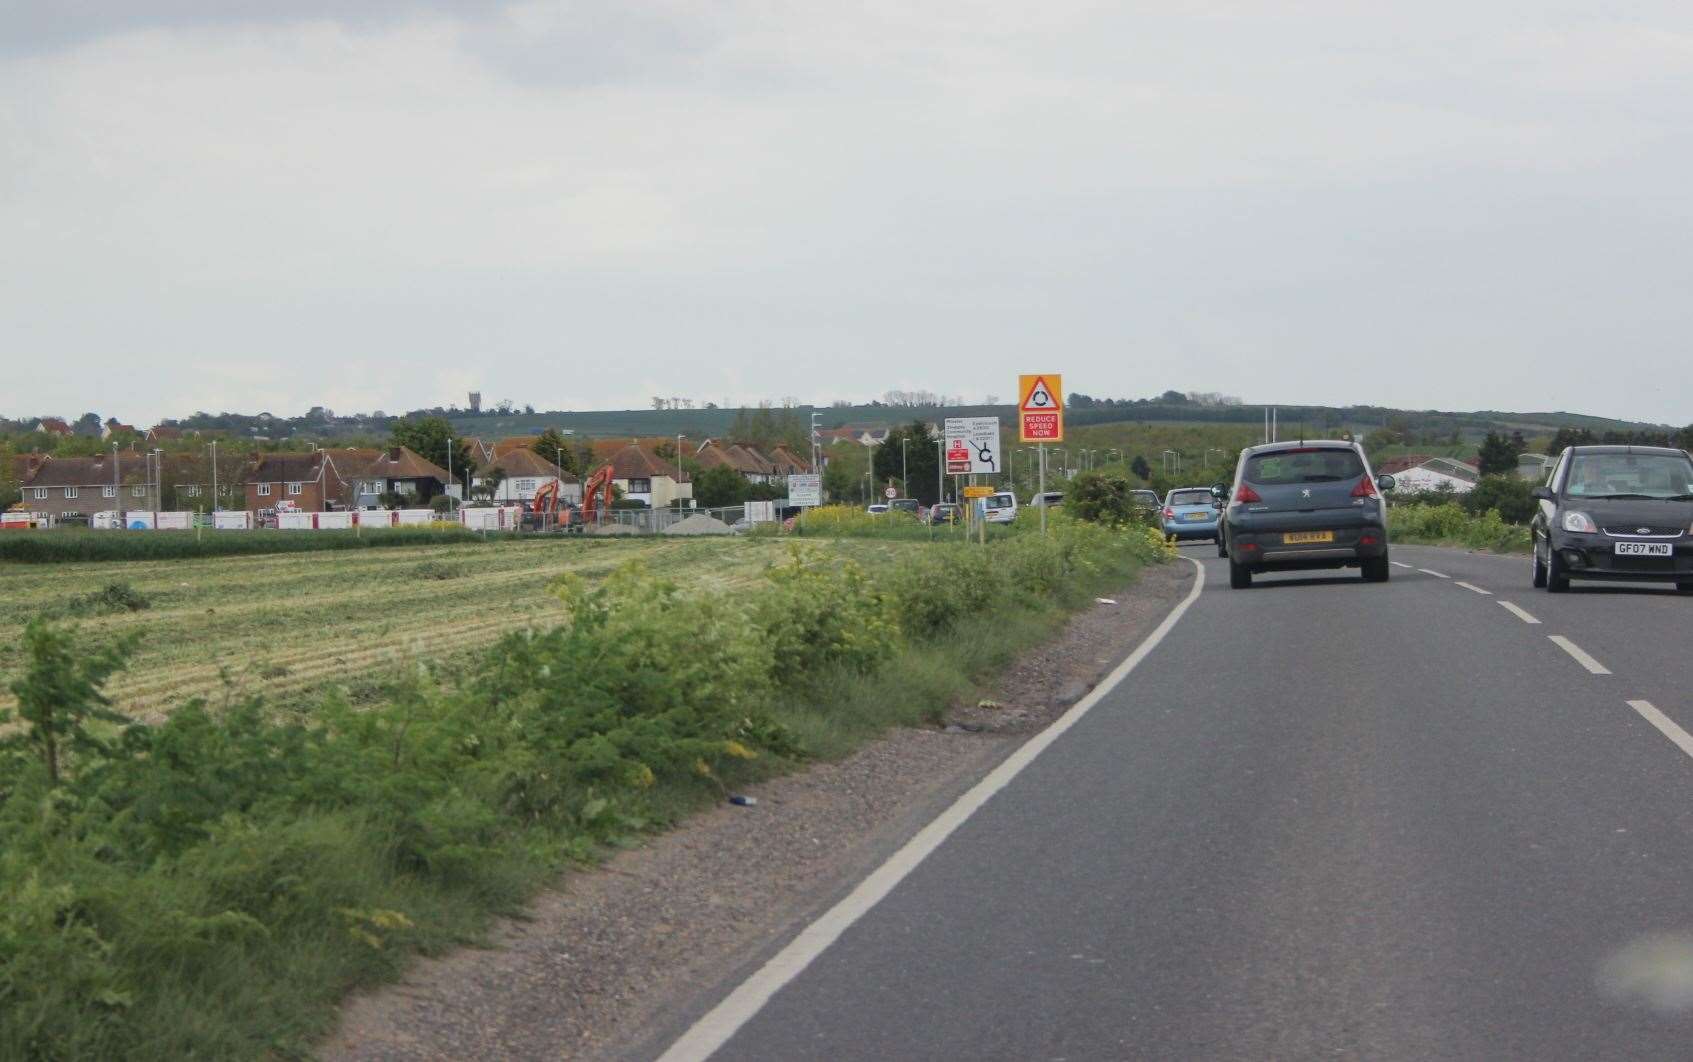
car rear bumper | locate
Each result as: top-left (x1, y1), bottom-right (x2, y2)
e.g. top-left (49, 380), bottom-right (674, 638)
top-left (1164, 518), bottom-right (1219, 537)
top-left (1227, 521), bottom-right (1388, 569)
top-left (1549, 531), bottom-right (1693, 580)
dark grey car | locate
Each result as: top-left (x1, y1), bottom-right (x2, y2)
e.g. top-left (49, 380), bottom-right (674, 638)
top-left (1529, 445), bottom-right (1693, 593)
top-left (1219, 441), bottom-right (1395, 589)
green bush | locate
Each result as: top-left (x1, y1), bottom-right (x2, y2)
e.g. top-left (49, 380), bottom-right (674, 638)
top-left (1389, 502), bottom-right (1531, 553)
top-left (1460, 475), bottom-right (1536, 525)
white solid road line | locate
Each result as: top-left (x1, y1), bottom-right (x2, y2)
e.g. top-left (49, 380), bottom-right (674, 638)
top-left (1497, 601), bottom-right (1542, 625)
top-left (1390, 561), bottom-right (1412, 569)
top-left (1456, 581), bottom-right (1493, 596)
top-left (656, 557), bottom-right (1209, 1062)
top-left (1627, 701), bottom-right (1693, 762)
top-left (1418, 568), bottom-right (1451, 579)
top-left (1549, 636), bottom-right (1611, 675)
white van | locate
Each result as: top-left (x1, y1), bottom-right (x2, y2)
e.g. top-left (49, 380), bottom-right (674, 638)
top-left (1028, 491), bottom-right (1064, 508)
top-left (983, 491), bottom-right (1018, 524)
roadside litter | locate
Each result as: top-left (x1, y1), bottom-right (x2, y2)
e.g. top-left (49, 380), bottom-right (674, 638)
top-left (728, 795), bottom-right (758, 807)
top-left (1095, 597), bottom-right (1118, 605)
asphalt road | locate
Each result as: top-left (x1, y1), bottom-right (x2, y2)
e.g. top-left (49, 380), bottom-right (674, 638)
top-left (672, 544), bottom-right (1693, 1061)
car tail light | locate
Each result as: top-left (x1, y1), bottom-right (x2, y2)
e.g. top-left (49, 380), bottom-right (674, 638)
top-left (1351, 476), bottom-right (1378, 499)
top-left (1163, 507), bottom-right (1174, 520)
top-left (1359, 533), bottom-right (1378, 545)
top-left (1234, 483), bottom-right (1262, 503)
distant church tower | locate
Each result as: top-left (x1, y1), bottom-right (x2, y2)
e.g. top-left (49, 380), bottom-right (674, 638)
top-left (468, 391), bottom-right (482, 413)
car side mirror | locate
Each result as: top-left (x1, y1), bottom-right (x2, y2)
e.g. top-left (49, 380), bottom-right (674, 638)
top-left (1376, 474), bottom-right (1396, 492)
top-left (1531, 486), bottom-right (1554, 502)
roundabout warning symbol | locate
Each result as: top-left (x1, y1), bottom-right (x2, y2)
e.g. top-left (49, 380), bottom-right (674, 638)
top-left (1018, 374), bottom-right (1064, 442)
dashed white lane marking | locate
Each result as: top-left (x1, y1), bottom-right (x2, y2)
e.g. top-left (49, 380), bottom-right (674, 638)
top-left (1497, 601), bottom-right (1542, 625)
top-left (656, 558), bottom-right (1209, 1061)
top-left (1418, 568), bottom-right (1450, 579)
top-left (1456, 581), bottom-right (1493, 596)
top-left (1627, 701), bottom-right (1693, 762)
top-left (1390, 561), bottom-right (1412, 569)
top-left (1549, 636), bottom-right (1611, 675)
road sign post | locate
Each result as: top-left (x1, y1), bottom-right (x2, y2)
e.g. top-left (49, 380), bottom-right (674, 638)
top-left (1018, 375), bottom-right (1063, 533)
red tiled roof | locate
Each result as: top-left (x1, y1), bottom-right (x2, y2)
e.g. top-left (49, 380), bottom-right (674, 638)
top-left (369, 446), bottom-right (450, 483)
top-left (767, 445), bottom-right (811, 474)
top-left (248, 452), bottom-right (329, 483)
top-left (724, 445), bottom-right (774, 475)
top-left (23, 452), bottom-right (164, 488)
top-left (607, 445), bottom-right (680, 480)
top-left (485, 448), bottom-right (573, 480)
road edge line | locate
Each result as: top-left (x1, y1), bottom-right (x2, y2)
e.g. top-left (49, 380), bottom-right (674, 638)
top-left (655, 556), bottom-right (1207, 1062)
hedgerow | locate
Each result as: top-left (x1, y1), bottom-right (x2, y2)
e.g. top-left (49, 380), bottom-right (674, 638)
top-left (0, 519), bottom-right (1168, 1058)
top-left (1389, 502), bottom-right (1531, 553)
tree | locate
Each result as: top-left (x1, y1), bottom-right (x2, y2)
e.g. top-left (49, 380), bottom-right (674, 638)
top-left (821, 460), bottom-right (854, 502)
top-left (1678, 424), bottom-right (1693, 452)
top-left (1066, 471), bottom-right (1140, 525)
top-left (531, 428), bottom-right (576, 474)
top-left (692, 465), bottom-right (750, 508)
top-left (871, 421), bottom-right (942, 505)
top-left (1476, 431), bottom-right (1520, 477)
top-left (390, 416), bottom-right (472, 477)
top-left (1462, 475), bottom-right (1536, 524)
top-left (471, 466), bottom-right (506, 502)
top-left (1130, 455), bottom-right (1153, 481)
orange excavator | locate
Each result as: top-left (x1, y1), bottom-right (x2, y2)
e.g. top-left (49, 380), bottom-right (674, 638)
top-left (525, 465), bottom-right (616, 532)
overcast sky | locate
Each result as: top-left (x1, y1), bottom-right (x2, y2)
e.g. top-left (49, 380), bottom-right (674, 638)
top-left (5, 2), bottom-right (1692, 425)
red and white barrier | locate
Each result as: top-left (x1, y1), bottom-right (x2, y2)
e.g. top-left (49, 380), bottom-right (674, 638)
top-left (213, 511), bottom-right (254, 530)
top-left (459, 505), bottom-right (522, 531)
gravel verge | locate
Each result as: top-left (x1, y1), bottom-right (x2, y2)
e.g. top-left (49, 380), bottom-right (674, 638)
top-left (322, 558), bottom-right (1195, 1061)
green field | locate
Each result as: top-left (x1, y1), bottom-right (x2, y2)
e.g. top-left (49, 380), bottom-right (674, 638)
top-left (0, 536), bottom-right (917, 722)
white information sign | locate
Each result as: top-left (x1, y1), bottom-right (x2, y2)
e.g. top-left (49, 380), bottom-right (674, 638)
top-left (788, 473), bottom-right (822, 507)
top-left (943, 417), bottom-right (1002, 475)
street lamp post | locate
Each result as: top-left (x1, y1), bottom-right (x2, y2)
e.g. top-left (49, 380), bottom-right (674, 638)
top-left (901, 437), bottom-right (907, 497)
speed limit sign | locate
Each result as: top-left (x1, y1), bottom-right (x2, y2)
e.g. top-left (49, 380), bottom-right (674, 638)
top-left (884, 486), bottom-right (897, 499)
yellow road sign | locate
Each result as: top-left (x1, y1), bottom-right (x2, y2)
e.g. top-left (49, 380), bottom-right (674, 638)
top-left (1018, 374), bottom-right (1063, 443)
top-left (962, 485), bottom-right (995, 499)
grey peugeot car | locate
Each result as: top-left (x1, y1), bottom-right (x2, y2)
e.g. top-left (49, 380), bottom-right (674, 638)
top-left (1529, 445), bottom-right (1693, 593)
top-left (1218, 440), bottom-right (1396, 589)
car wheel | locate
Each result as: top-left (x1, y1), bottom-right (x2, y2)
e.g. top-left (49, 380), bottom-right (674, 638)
top-left (1362, 556), bottom-right (1390, 582)
top-left (1546, 547), bottom-right (1570, 594)
top-left (1532, 537), bottom-right (1548, 589)
top-left (1229, 559), bottom-right (1252, 589)
top-left (1677, 581), bottom-right (1693, 594)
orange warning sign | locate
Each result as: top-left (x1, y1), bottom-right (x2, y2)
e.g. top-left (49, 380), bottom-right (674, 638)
top-left (1018, 374), bottom-right (1064, 443)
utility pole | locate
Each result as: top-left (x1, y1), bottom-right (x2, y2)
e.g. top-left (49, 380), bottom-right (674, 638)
top-left (446, 437), bottom-right (455, 512)
top-left (901, 437), bottom-right (907, 497)
top-left (112, 443), bottom-right (119, 523)
top-left (210, 440), bottom-right (219, 512)
top-left (1038, 443), bottom-right (1046, 534)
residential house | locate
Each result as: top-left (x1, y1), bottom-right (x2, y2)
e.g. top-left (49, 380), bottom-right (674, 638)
top-left (1516, 453), bottom-right (1555, 483)
top-left (816, 426), bottom-right (891, 448)
top-left (243, 452), bottom-right (344, 512)
top-left (605, 445), bottom-right (692, 507)
top-left (102, 418), bottom-right (138, 440)
top-left (366, 446), bottom-right (453, 503)
top-left (724, 445), bottom-right (776, 484)
top-left (459, 437), bottom-right (495, 467)
top-left (766, 445), bottom-right (812, 478)
top-left (329, 448), bottom-right (385, 508)
top-left (146, 425), bottom-right (185, 443)
top-left (18, 452), bottom-right (182, 519)
top-left (474, 448), bottom-right (579, 504)
top-left (33, 418), bottom-right (72, 437)
top-left (1374, 456), bottom-right (1479, 494)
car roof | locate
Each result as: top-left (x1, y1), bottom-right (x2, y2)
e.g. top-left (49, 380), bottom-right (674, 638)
top-left (1166, 485), bottom-right (1214, 493)
top-left (1240, 439), bottom-right (1358, 456)
top-left (1563, 445), bottom-right (1689, 457)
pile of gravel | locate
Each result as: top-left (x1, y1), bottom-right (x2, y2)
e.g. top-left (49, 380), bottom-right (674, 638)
top-left (662, 513), bottom-right (733, 536)
top-left (587, 523), bottom-right (641, 536)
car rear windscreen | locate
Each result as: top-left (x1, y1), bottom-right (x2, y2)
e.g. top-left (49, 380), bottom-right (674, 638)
top-left (1244, 448), bottom-right (1365, 485)
top-left (988, 494), bottom-right (1014, 507)
top-left (1167, 490), bottom-right (1212, 506)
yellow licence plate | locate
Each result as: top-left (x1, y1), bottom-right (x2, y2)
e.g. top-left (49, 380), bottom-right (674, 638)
top-left (1283, 531), bottom-right (1335, 544)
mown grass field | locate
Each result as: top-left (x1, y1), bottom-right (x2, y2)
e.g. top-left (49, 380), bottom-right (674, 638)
top-left (0, 536), bottom-right (919, 721)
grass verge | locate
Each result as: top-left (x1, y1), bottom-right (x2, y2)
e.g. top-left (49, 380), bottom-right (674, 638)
top-left (1389, 502), bottom-right (1531, 553)
top-left (0, 527), bottom-right (489, 564)
top-left (0, 518), bottom-right (1169, 1059)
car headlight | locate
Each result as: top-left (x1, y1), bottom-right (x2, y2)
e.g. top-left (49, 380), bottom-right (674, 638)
top-left (1561, 510), bottom-right (1597, 533)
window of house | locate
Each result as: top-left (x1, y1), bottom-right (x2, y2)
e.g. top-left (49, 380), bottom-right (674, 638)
top-left (258, 482), bottom-right (272, 496)
top-left (286, 482), bottom-right (302, 495)
top-left (515, 478), bottom-right (535, 493)
top-left (103, 485), bottom-right (115, 498)
top-left (629, 478), bottom-right (652, 493)
top-left (366, 481), bottom-right (383, 494)
top-left (400, 482), bottom-right (417, 495)
top-left (32, 487), bottom-right (47, 500)
top-left (131, 485), bottom-right (145, 497)
top-left (64, 486), bottom-right (77, 499)
top-left (182, 485), bottom-right (200, 497)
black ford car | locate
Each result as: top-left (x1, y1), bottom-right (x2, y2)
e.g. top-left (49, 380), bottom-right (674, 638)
top-left (1530, 445), bottom-right (1693, 593)
top-left (1219, 440), bottom-right (1395, 589)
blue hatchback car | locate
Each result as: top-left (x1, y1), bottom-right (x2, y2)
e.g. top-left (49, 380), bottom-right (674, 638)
top-left (1162, 487), bottom-right (1221, 542)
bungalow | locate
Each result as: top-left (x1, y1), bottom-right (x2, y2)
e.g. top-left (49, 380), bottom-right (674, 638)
top-left (146, 425), bottom-right (185, 442)
top-left (724, 445), bottom-right (776, 484)
top-left (766, 445), bottom-right (812, 478)
top-left (33, 418), bottom-right (72, 437)
top-left (816, 426), bottom-right (891, 448)
top-left (244, 452), bottom-right (344, 512)
top-left (605, 445), bottom-right (692, 508)
top-left (474, 448), bottom-right (580, 504)
top-left (1374, 456), bottom-right (1480, 494)
top-left (102, 418), bottom-right (138, 440)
